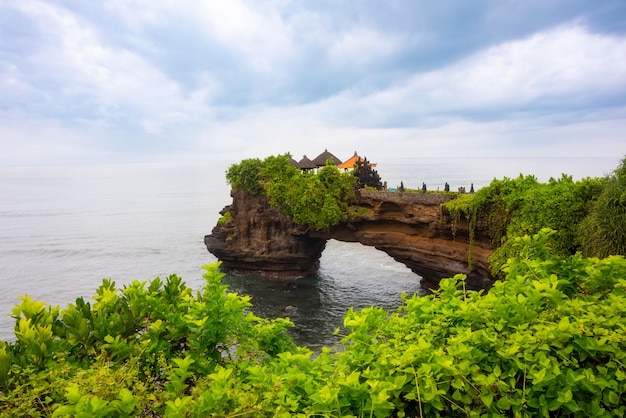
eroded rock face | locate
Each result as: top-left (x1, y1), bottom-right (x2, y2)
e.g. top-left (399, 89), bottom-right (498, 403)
top-left (204, 190), bottom-right (327, 278)
top-left (204, 189), bottom-right (494, 289)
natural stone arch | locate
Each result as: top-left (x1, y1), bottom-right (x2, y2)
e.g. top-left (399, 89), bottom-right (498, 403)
top-left (205, 190), bottom-right (494, 290)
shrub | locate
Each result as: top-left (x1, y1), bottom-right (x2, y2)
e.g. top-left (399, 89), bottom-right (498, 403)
top-left (324, 229), bottom-right (626, 417)
top-left (442, 173), bottom-right (604, 276)
top-left (581, 157), bottom-right (626, 258)
top-left (3, 235), bottom-right (626, 416)
top-left (227, 155), bottom-right (356, 230)
top-left (225, 157), bottom-right (265, 195)
top-left (0, 264), bottom-right (296, 416)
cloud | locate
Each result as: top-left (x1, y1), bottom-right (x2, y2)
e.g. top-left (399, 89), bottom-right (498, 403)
top-left (104, 0), bottom-right (296, 89)
top-left (328, 27), bottom-right (403, 68)
top-left (183, 22), bottom-right (626, 161)
top-left (6, 1), bottom-right (211, 127)
top-left (1, 1), bottom-right (625, 165)
top-left (313, 24), bottom-right (626, 129)
top-left (417, 24), bottom-right (626, 112)
top-left (0, 111), bottom-right (100, 163)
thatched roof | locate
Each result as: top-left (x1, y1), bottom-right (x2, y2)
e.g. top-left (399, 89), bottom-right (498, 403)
top-left (311, 149), bottom-right (343, 167)
top-left (296, 155), bottom-right (316, 169)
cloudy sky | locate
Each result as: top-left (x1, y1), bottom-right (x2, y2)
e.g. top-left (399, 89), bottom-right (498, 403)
top-left (1, 0), bottom-right (625, 166)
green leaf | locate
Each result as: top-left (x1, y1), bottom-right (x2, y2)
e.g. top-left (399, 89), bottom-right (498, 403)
top-left (404, 392), bottom-right (417, 401)
top-left (496, 396), bottom-right (511, 410)
top-left (64, 383), bottom-right (82, 404)
top-left (481, 392), bottom-right (494, 408)
top-left (557, 388), bottom-right (573, 403)
top-left (606, 391), bottom-right (620, 406)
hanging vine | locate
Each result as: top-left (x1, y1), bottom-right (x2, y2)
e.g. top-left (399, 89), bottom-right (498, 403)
top-left (441, 193), bottom-right (480, 269)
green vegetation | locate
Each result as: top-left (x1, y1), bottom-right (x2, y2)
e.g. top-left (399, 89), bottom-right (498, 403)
top-left (442, 169), bottom-right (612, 276)
top-left (226, 154), bottom-right (357, 230)
top-left (3, 231), bottom-right (626, 416)
top-left (3, 158), bottom-right (625, 416)
top-left (0, 264), bottom-right (295, 417)
top-left (225, 157), bottom-right (267, 195)
top-left (580, 158), bottom-right (626, 258)
top-left (217, 210), bottom-right (232, 225)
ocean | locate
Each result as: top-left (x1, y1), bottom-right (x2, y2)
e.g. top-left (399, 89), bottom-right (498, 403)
top-left (0, 156), bottom-right (619, 347)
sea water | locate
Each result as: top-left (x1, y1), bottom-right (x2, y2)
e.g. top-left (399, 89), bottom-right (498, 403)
top-left (0, 156), bottom-right (618, 347)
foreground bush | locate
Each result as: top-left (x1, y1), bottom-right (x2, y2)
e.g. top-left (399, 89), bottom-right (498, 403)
top-left (2, 230), bottom-right (626, 416)
top-left (0, 264), bottom-right (296, 416)
top-left (329, 229), bottom-right (626, 417)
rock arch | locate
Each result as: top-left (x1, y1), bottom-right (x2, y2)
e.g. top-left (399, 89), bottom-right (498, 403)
top-left (205, 190), bottom-right (493, 290)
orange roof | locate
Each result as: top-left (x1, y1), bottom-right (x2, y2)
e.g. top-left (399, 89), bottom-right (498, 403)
top-left (337, 151), bottom-right (376, 169)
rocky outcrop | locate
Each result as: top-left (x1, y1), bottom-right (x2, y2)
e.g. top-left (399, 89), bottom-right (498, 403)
top-left (204, 190), bottom-right (327, 278)
top-left (205, 189), bottom-right (494, 289)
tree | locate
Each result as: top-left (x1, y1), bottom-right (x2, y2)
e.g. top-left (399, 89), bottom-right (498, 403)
top-left (228, 155), bottom-right (356, 230)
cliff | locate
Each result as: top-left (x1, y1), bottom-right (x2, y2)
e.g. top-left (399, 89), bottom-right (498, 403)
top-left (205, 189), bottom-right (494, 290)
top-left (204, 190), bottom-right (327, 278)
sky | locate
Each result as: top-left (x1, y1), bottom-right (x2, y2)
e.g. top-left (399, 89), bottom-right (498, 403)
top-left (1, 0), bottom-right (626, 166)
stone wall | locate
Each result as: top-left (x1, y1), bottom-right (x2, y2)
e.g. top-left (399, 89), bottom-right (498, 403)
top-left (359, 189), bottom-right (454, 205)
